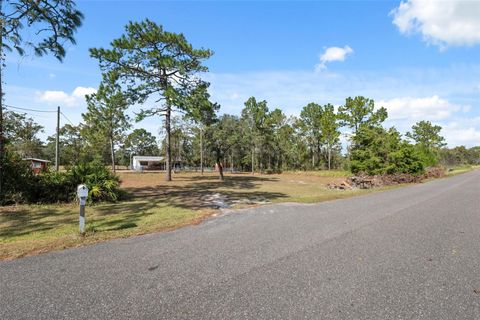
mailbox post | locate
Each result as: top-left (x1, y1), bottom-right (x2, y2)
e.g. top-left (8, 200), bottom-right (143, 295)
top-left (77, 184), bottom-right (89, 234)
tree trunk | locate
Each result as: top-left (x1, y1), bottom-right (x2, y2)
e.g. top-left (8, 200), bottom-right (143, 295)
top-left (0, 1), bottom-right (4, 201)
top-left (200, 127), bottom-right (204, 175)
top-left (230, 151), bottom-right (234, 173)
top-left (165, 105), bottom-right (172, 181)
top-left (216, 153), bottom-right (224, 181)
top-left (251, 147), bottom-right (254, 175)
top-left (328, 144), bottom-right (331, 170)
top-left (259, 145), bottom-right (262, 173)
top-left (110, 135), bottom-right (116, 173)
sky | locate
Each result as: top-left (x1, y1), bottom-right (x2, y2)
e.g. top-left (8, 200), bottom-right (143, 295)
top-left (3, 0), bottom-right (480, 147)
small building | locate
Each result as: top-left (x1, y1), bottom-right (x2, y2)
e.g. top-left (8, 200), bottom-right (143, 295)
top-left (132, 156), bottom-right (165, 171)
top-left (23, 158), bottom-right (50, 174)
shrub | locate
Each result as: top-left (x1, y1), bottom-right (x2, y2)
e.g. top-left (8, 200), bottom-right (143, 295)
top-left (33, 171), bottom-right (77, 203)
top-left (1, 150), bottom-right (36, 205)
top-left (351, 126), bottom-right (426, 176)
top-left (1, 157), bottom-right (122, 205)
top-left (386, 142), bottom-right (425, 175)
top-left (69, 161), bottom-right (122, 202)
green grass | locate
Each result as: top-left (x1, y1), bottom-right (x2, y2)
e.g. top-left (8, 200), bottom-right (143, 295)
top-left (0, 201), bottom-right (208, 260)
top-left (445, 165), bottom-right (477, 176)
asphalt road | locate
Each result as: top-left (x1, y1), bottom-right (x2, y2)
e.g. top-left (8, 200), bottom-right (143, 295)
top-left (1, 170), bottom-right (480, 319)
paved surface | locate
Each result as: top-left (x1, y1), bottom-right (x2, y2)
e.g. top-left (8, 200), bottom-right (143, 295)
top-left (1, 170), bottom-right (480, 319)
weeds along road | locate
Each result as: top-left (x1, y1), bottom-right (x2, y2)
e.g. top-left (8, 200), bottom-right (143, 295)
top-left (1, 170), bottom-right (480, 319)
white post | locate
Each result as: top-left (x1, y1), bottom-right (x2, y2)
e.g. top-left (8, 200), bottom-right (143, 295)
top-left (77, 184), bottom-right (89, 234)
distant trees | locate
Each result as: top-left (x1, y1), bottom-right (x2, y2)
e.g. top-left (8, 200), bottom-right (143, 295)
top-left (338, 96), bottom-right (387, 134)
top-left (183, 83), bottom-right (219, 175)
top-left (440, 146), bottom-right (480, 167)
top-left (2, 87), bottom-right (479, 193)
top-left (3, 110), bottom-right (44, 158)
top-left (121, 129), bottom-right (159, 164)
top-left (45, 124), bottom-right (85, 165)
top-left (299, 103), bottom-right (341, 170)
top-left (299, 103), bottom-right (324, 168)
top-left (320, 104), bottom-right (341, 170)
top-left (0, 0), bottom-right (84, 199)
top-left (406, 120), bottom-right (446, 166)
top-left (206, 114), bottom-right (241, 180)
top-left (407, 120), bottom-right (446, 149)
top-left (83, 76), bottom-right (131, 173)
top-left (241, 97), bottom-right (269, 174)
top-left (90, 19), bottom-right (213, 181)
top-left (264, 108), bottom-right (289, 172)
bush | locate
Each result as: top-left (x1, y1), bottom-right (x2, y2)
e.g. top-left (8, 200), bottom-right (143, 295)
top-left (386, 142), bottom-right (425, 175)
top-left (350, 126), bottom-right (426, 176)
top-left (1, 151), bottom-right (36, 205)
top-left (68, 161), bottom-right (122, 202)
top-left (31, 171), bottom-right (77, 203)
top-left (1, 157), bottom-right (122, 205)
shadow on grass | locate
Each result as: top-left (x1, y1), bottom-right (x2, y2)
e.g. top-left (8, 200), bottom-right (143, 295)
top-left (98, 221), bottom-right (138, 231)
top-left (0, 208), bottom-right (77, 238)
top-left (113, 174), bottom-right (287, 215)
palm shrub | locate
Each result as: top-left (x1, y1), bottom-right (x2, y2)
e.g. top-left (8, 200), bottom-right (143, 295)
top-left (2, 160), bottom-right (122, 204)
top-left (68, 161), bottom-right (122, 202)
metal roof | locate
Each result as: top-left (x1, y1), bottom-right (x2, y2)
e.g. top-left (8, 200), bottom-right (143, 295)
top-left (22, 158), bottom-right (51, 163)
top-left (132, 156), bottom-right (164, 161)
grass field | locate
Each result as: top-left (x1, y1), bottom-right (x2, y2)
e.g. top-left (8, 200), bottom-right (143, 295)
top-left (0, 167), bottom-right (473, 260)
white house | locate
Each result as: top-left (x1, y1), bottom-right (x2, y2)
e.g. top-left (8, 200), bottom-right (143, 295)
top-left (132, 156), bottom-right (165, 171)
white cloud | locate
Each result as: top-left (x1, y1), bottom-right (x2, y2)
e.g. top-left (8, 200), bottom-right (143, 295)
top-left (229, 92), bottom-right (240, 100)
top-left (72, 87), bottom-right (97, 99)
top-left (378, 95), bottom-right (467, 121)
top-left (316, 46), bottom-right (353, 71)
top-left (443, 125), bottom-right (480, 147)
top-left (391, 0), bottom-right (480, 48)
top-left (379, 95), bottom-right (480, 147)
top-left (37, 86), bottom-right (96, 107)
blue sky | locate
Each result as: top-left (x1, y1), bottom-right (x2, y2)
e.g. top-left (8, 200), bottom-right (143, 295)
top-left (4, 0), bottom-right (480, 147)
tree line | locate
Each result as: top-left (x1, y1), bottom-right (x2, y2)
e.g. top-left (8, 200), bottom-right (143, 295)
top-left (4, 94), bottom-right (480, 179)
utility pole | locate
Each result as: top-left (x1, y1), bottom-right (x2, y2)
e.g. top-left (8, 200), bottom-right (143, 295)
top-left (0, 0), bottom-right (5, 200)
top-left (55, 106), bottom-right (60, 171)
top-left (200, 126), bottom-right (204, 175)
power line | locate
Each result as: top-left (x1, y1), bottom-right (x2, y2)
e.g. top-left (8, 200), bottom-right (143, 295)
top-left (4, 104), bottom-right (78, 127)
top-left (60, 112), bottom-right (76, 127)
top-left (4, 104), bottom-right (57, 113)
